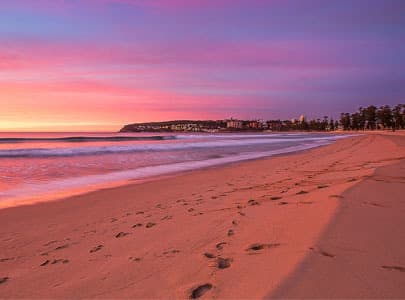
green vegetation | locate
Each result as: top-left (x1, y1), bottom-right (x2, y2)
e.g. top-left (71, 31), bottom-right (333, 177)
top-left (338, 104), bottom-right (405, 131)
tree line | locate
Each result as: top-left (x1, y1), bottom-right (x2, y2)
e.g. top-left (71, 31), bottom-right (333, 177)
top-left (285, 104), bottom-right (404, 131)
top-left (120, 104), bottom-right (405, 132)
top-left (338, 104), bottom-right (405, 131)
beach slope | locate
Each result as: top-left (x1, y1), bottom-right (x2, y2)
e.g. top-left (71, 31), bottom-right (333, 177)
top-left (0, 133), bottom-right (404, 299)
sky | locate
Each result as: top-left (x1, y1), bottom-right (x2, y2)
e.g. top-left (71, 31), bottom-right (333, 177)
top-left (1, 0), bottom-right (404, 131)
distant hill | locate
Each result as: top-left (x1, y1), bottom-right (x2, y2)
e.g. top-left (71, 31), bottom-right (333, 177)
top-left (119, 120), bottom-right (226, 132)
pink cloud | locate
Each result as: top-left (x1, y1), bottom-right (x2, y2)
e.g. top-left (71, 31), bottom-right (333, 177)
top-left (0, 77), bottom-right (266, 110)
top-left (0, 36), bottom-right (363, 73)
top-left (109, 0), bottom-right (237, 9)
top-left (0, 54), bottom-right (23, 70)
top-left (2, 0), bottom-right (248, 13)
top-left (1, 77), bottom-right (269, 131)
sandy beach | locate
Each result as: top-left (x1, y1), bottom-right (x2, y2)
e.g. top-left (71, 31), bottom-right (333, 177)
top-left (0, 133), bottom-right (404, 299)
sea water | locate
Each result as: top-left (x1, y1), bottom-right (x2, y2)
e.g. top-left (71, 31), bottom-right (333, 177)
top-left (0, 132), bottom-right (349, 207)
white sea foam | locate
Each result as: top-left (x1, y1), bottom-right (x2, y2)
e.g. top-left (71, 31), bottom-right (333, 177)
top-left (0, 140), bottom-right (331, 206)
top-left (0, 135), bottom-right (347, 158)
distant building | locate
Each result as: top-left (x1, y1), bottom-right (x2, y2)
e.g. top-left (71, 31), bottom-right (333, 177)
top-left (226, 119), bottom-right (243, 129)
top-left (267, 120), bottom-right (282, 131)
top-left (299, 115), bottom-right (306, 123)
top-left (247, 120), bottom-right (262, 129)
top-left (260, 120), bottom-right (268, 129)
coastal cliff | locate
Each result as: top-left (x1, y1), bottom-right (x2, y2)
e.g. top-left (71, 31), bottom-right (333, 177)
top-left (119, 120), bottom-right (226, 132)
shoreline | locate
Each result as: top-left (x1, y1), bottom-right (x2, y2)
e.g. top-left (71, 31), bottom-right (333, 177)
top-left (0, 133), bottom-right (404, 298)
top-left (0, 136), bottom-right (343, 210)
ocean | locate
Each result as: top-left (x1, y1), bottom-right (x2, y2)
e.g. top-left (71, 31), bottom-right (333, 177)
top-left (0, 132), bottom-right (349, 207)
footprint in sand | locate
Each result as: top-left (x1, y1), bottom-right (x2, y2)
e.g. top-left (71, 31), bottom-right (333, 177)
top-left (381, 265), bottom-right (405, 272)
top-left (227, 229), bottom-right (234, 236)
top-left (296, 190), bottom-right (308, 195)
top-left (132, 223), bottom-right (143, 228)
top-left (203, 252), bottom-right (216, 259)
top-left (248, 199), bottom-right (260, 206)
top-left (40, 259), bottom-right (69, 266)
top-left (43, 240), bottom-right (58, 247)
top-left (278, 202), bottom-right (289, 205)
top-left (216, 242), bottom-right (227, 250)
top-left (54, 244), bottom-right (69, 251)
top-left (317, 185), bottom-right (329, 189)
top-left (90, 245), bottom-right (103, 253)
top-left (309, 247), bottom-right (335, 258)
top-left (217, 257), bottom-right (232, 269)
top-left (0, 277), bottom-right (9, 284)
top-left (246, 243), bottom-right (281, 252)
top-left (129, 257), bottom-right (142, 262)
top-left (115, 232), bottom-right (130, 238)
top-left (270, 196), bottom-right (283, 201)
top-left (190, 283), bottom-right (213, 299)
top-left (52, 259), bottom-right (70, 264)
top-left (0, 258), bottom-right (14, 263)
top-left (146, 222), bottom-right (156, 228)
top-left (84, 230), bottom-right (97, 235)
top-left (40, 260), bottom-right (50, 266)
top-left (363, 201), bottom-right (385, 208)
top-left (162, 249), bottom-right (180, 257)
top-left (319, 251), bottom-right (335, 258)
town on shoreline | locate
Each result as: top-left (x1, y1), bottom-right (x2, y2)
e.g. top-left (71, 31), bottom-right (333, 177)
top-left (120, 104), bottom-right (405, 133)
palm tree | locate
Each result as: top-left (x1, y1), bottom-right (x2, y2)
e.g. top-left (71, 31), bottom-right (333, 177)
top-left (351, 112), bottom-right (361, 130)
top-left (392, 104), bottom-right (404, 130)
top-left (358, 107), bottom-right (366, 130)
top-left (377, 105), bottom-right (393, 129)
top-left (340, 113), bottom-right (351, 130)
top-left (365, 105), bottom-right (377, 130)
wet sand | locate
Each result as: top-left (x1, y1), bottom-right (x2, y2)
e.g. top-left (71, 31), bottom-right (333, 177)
top-left (0, 133), bottom-right (404, 299)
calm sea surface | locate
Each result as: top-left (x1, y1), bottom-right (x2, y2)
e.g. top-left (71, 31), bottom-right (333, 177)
top-left (0, 132), bottom-right (349, 207)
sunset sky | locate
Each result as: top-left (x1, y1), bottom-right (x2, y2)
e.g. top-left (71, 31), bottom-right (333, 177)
top-left (1, 0), bottom-right (404, 131)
